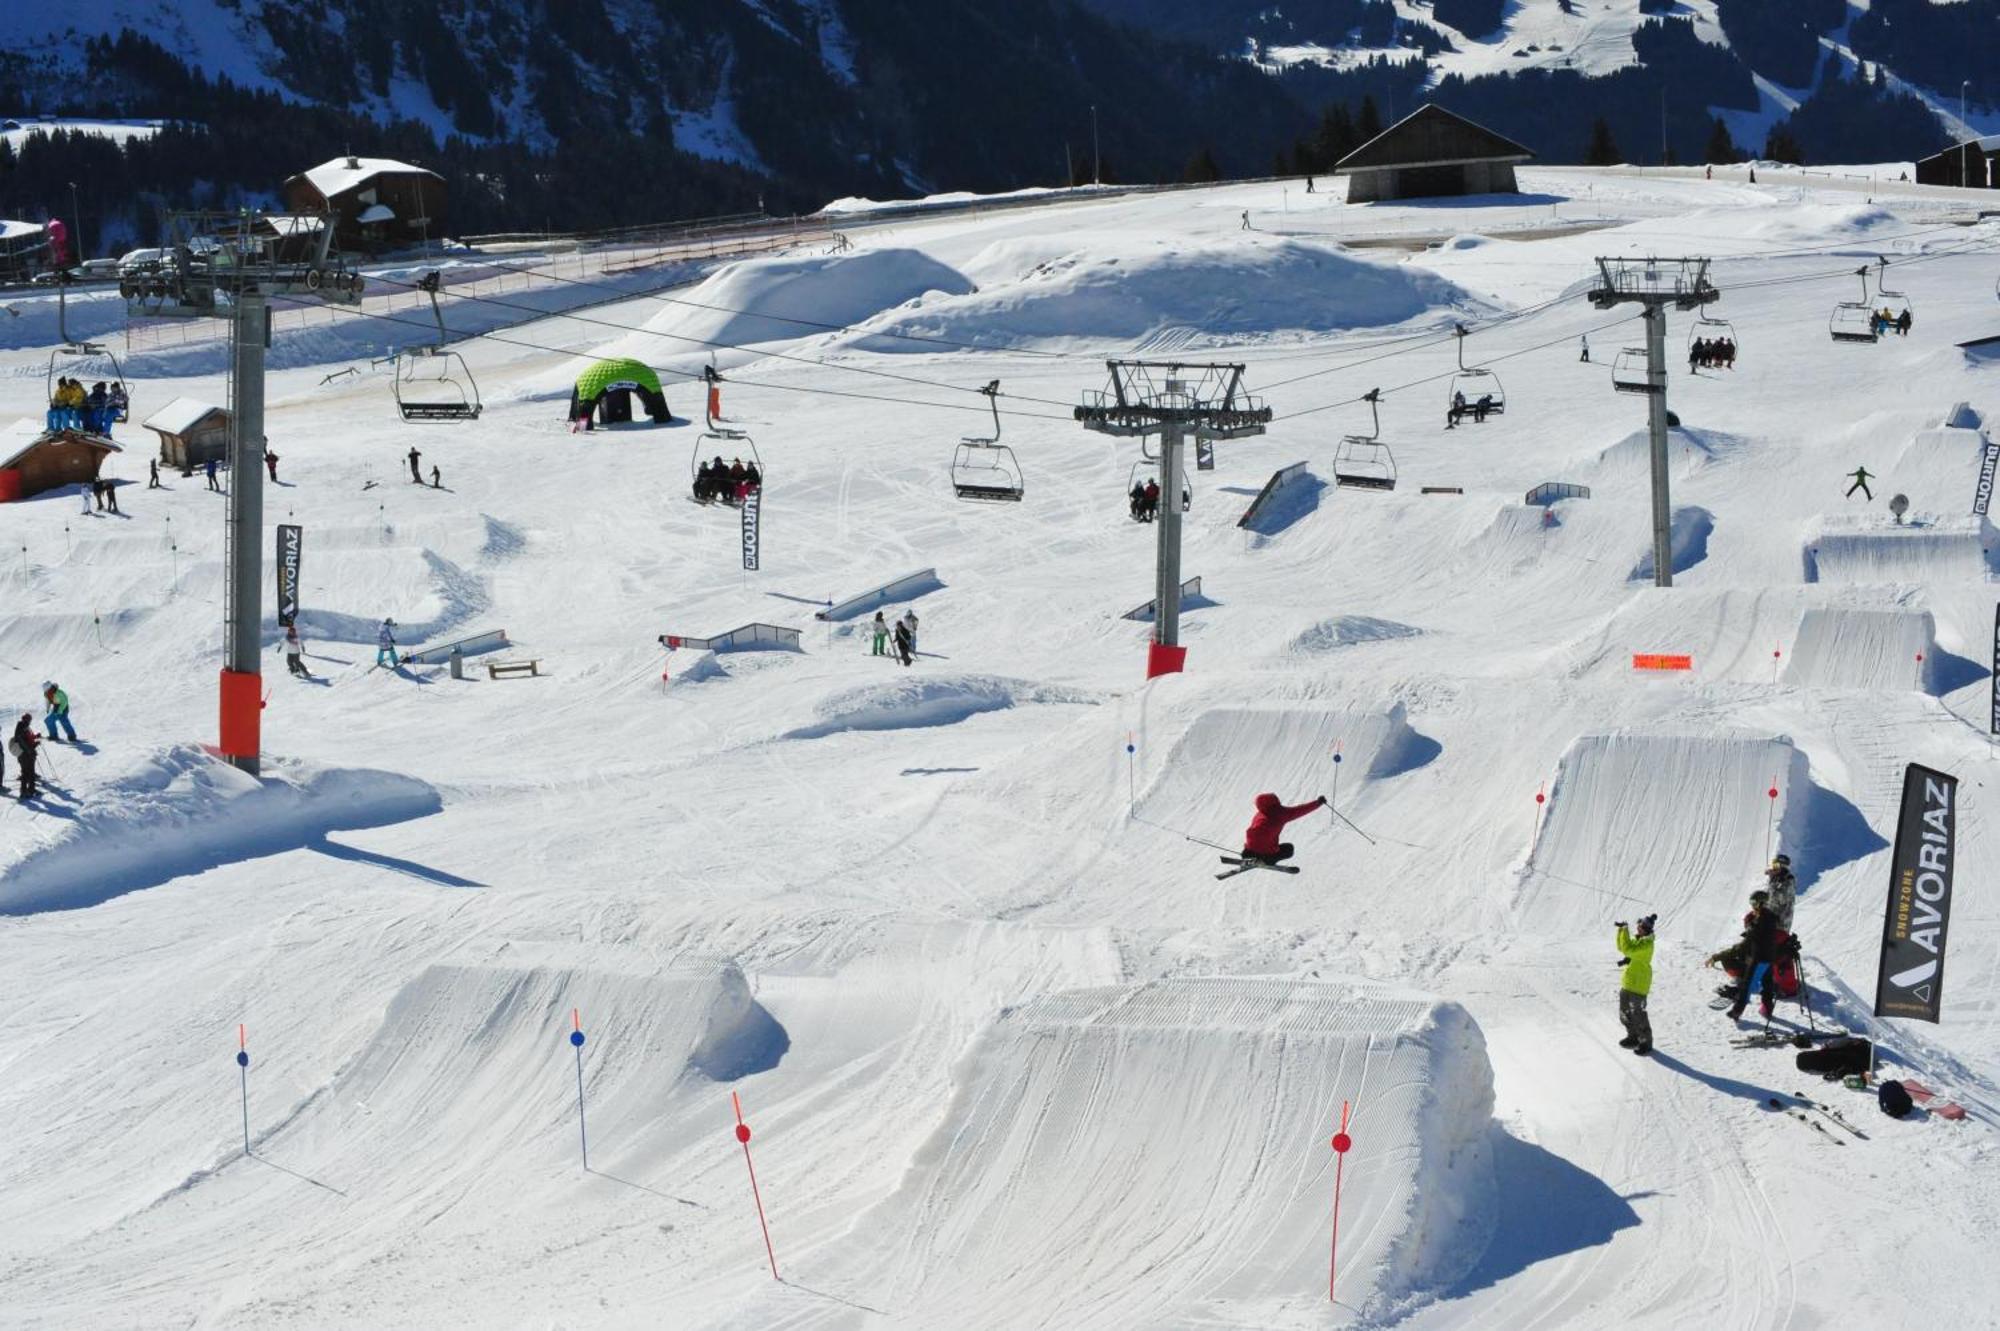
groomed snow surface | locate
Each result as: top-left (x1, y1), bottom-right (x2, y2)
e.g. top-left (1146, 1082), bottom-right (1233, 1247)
top-left (2, 169), bottom-right (1999, 1328)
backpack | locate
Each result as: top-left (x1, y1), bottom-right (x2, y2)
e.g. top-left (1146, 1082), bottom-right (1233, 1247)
top-left (1772, 934), bottom-right (1802, 1000)
top-left (1878, 1080), bottom-right (1914, 1119)
top-left (1796, 1036), bottom-right (1872, 1077)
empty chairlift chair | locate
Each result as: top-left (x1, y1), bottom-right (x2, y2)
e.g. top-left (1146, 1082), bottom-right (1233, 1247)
top-left (1611, 347), bottom-right (1653, 393)
top-left (1334, 388), bottom-right (1397, 491)
top-left (950, 381), bottom-right (1024, 502)
top-left (395, 271), bottom-right (482, 420)
top-left (1445, 323), bottom-right (1506, 426)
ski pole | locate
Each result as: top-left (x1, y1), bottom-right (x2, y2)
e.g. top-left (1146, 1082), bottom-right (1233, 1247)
top-left (1324, 803), bottom-right (1377, 846)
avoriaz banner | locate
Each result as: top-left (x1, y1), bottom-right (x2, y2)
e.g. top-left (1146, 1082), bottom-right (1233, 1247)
top-left (275, 524), bottom-right (303, 627)
top-left (741, 486), bottom-right (761, 571)
top-left (1873, 762), bottom-right (1958, 1023)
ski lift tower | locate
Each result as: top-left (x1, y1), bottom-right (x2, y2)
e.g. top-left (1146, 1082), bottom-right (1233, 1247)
top-left (126, 210), bottom-right (362, 774)
top-left (1076, 361), bottom-right (1270, 677)
top-left (1588, 257), bottom-right (1718, 588)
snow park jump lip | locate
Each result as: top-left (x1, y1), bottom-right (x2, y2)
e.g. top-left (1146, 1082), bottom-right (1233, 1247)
top-left (798, 977), bottom-right (1495, 1327)
top-left (0, 746), bottom-right (447, 915)
top-left (779, 675), bottom-right (1096, 741)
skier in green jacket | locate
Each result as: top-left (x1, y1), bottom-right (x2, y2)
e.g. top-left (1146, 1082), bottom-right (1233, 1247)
top-left (1615, 914), bottom-right (1657, 1056)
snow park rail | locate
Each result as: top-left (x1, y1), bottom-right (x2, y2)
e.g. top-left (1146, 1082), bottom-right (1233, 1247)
top-left (814, 568), bottom-right (941, 622)
top-left (660, 623), bottom-right (802, 653)
top-left (1122, 577), bottom-right (1207, 622)
top-left (402, 628), bottom-right (510, 665)
top-left (1237, 462), bottom-right (1311, 530)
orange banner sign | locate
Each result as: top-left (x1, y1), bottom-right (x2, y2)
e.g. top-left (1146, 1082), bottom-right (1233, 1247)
top-left (1632, 653), bottom-right (1693, 671)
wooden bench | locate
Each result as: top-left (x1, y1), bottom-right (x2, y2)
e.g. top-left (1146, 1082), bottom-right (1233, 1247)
top-left (486, 659), bottom-right (542, 679)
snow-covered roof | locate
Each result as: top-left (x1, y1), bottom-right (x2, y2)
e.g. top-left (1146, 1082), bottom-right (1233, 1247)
top-left (257, 214), bottom-right (327, 237)
top-left (299, 156), bottom-right (442, 201)
top-left (355, 203), bottom-right (396, 225)
top-left (0, 218), bottom-right (45, 242)
top-left (141, 396), bottom-right (227, 437)
top-left (0, 417), bottom-right (123, 467)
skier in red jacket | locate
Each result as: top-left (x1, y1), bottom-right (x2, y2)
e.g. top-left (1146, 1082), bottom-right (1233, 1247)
top-left (1242, 791), bottom-right (1327, 864)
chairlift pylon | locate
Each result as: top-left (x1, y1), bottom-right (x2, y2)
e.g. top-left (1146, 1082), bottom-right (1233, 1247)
top-left (394, 271), bottom-right (482, 420)
top-left (951, 380), bottom-right (1024, 502)
top-left (1446, 323), bottom-right (1506, 426)
top-left (1334, 388), bottom-right (1397, 491)
top-left (692, 369), bottom-right (763, 505)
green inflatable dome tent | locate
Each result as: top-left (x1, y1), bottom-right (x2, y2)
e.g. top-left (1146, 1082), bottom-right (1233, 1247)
top-left (569, 358), bottom-right (672, 429)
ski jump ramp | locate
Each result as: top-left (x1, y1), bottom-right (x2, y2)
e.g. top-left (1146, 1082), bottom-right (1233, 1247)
top-left (1802, 515), bottom-right (1992, 584)
top-left (1782, 607), bottom-right (1938, 690)
top-left (815, 977), bottom-right (1495, 1327)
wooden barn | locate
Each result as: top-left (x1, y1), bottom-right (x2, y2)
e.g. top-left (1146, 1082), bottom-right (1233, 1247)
top-left (0, 422), bottom-right (121, 501)
top-left (281, 155), bottom-right (447, 251)
top-left (1334, 104), bottom-right (1533, 204)
top-left (1915, 137), bottom-right (1998, 189)
top-left (142, 397), bottom-right (232, 470)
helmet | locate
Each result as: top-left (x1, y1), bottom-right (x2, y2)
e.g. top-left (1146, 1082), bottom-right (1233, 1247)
top-left (41, 681), bottom-right (54, 691)
top-left (1772, 853), bottom-right (1791, 868)
top-left (1750, 888), bottom-right (1769, 904)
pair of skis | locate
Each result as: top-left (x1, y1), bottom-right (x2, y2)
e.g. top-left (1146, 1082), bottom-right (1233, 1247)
top-left (1730, 1028), bottom-right (1846, 1050)
top-left (1215, 856), bottom-right (1300, 881)
top-left (1768, 1091), bottom-right (1868, 1143)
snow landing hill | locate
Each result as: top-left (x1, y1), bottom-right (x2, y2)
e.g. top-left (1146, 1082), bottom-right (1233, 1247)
top-left (3, 168), bottom-right (2000, 1328)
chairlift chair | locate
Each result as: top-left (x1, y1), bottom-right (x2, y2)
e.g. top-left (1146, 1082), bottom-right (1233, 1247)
top-left (1334, 388), bottom-right (1398, 492)
top-left (950, 380), bottom-right (1024, 502)
top-left (394, 271), bottom-right (482, 420)
top-left (1446, 323), bottom-right (1506, 425)
top-left (691, 401), bottom-right (764, 506)
top-left (1125, 459), bottom-right (1190, 521)
top-left (1610, 347), bottom-right (1653, 393)
top-left (1687, 315), bottom-right (1738, 362)
top-left (1829, 263), bottom-right (1890, 344)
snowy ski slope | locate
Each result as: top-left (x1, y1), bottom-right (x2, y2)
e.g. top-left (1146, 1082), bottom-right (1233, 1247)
top-left (2, 168), bottom-right (1999, 1328)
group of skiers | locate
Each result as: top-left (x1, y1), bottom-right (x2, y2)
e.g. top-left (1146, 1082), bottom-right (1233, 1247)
top-left (1609, 853), bottom-right (1801, 1057)
top-left (868, 609), bottom-right (920, 666)
top-left (3, 683), bottom-right (78, 801)
top-left (83, 477), bottom-right (121, 513)
top-left (693, 456), bottom-right (762, 505)
top-left (1125, 479), bottom-right (1188, 522)
top-left (1872, 307), bottom-right (1913, 338)
top-left (1689, 337), bottom-right (1737, 371)
top-left (1446, 391), bottom-right (1497, 427)
top-left (46, 379), bottom-right (126, 435)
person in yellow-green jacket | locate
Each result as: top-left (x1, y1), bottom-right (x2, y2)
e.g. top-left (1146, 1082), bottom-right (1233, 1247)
top-left (1615, 914), bottom-right (1657, 1057)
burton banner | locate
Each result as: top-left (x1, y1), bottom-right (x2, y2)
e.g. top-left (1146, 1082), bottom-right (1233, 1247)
top-left (1976, 439), bottom-right (2000, 517)
top-left (1873, 763), bottom-right (1958, 1023)
top-left (741, 486), bottom-right (761, 572)
top-left (275, 524), bottom-right (303, 627)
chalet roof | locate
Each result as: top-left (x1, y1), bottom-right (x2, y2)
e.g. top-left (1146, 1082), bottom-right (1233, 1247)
top-left (1919, 136), bottom-right (2000, 162)
top-left (296, 155), bottom-right (442, 201)
top-left (142, 396), bottom-right (227, 437)
top-left (1334, 104), bottom-right (1533, 174)
top-left (0, 420), bottom-right (123, 469)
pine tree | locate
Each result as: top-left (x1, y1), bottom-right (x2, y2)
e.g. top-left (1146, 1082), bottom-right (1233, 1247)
top-left (1704, 117), bottom-right (1739, 164)
top-left (1585, 116), bottom-right (1621, 166)
top-left (1357, 95), bottom-right (1383, 142)
top-left (1313, 104), bottom-right (1357, 171)
top-left (1183, 145), bottom-right (1222, 183)
top-left (1764, 125), bottom-right (1805, 165)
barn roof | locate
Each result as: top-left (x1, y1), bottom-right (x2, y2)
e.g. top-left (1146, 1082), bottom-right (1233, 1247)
top-left (0, 421), bottom-right (123, 469)
top-left (1919, 136), bottom-right (2000, 163)
top-left (142, 396), bottom-right (227, 437)
top-left (1334, 104), bottom-right (1533, 174)
top-left (296, 155), bottom-right (442, 201)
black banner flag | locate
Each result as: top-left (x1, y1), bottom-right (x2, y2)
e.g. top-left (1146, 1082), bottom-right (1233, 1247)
top-left (275, 524), bottom-right (303, 627)
top-left (1975, 439), bottom-right (1999, 517)
top-left (1991, 604), bottom-right (1999, 736)
top-left (741, 486), bottom-right (761, 572)
top-left (1874, 763), bottom-right (1958, 1023)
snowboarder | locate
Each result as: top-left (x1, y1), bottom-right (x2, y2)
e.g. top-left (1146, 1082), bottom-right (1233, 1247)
top-left (284, 623), bottom-right (311, 678)
top-left (12, 715), bottom-right (39, 800)
top-left (901, 609), bottom-right (919, 655)
top-left (1726, 890), bottom-right (1780, 1021)
top-left (1845, 465), bottom-right (1873, 500)
top-left (1579, 335), bottom-right (1590, 364)
top-left (205, 458), bottom-right (221, 492)
top-left (148, 458), bottom-right (161, 489)
top-left (870, 611), bottom-right (889, 657)
top-left (430, 465), bottom-right (441, 489)
top-left (264, 449), bottom-right (279, 482)
top-left (42, 681), bottom-right (77, 743)
top-left (1615, 914), bottom-right (1656, 1055)
top-left (892, 618), bottom-right (914, 667)
top-left (1763, 853), bottom-right (1796, 930)
top-left (1241, 791), bottom-right (1328, 866)
top-left (376, 618), bottom-right (399, 668)
top-left (407, 447), bottom-right (423, 484)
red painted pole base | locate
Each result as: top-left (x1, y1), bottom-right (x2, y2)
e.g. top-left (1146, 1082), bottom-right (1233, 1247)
top-left (1146, 643), bottom-right (1187, 679)
top-left (218, 668), bottom-right (262, 762)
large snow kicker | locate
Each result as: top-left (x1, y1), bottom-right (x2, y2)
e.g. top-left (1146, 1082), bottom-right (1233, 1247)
top-left (1781, 607), bottom-right (1937, 690)
top-left (816, 977), bottom-right (1494, 1327)
top-left (1802, 515), bottom-right (1992, 584)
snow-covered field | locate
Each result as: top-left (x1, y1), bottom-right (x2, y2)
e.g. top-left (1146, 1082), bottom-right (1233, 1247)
top-left (2, 169), bottom-right (1998, 1328)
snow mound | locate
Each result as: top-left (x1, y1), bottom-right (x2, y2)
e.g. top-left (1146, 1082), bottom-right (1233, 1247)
top-left (850, 236), bottom-right (1473, 353)
top-left (781, 674), bottom-right (1096, 740)
top-left (814, 977), bottom-right (1494, 1327)
top-left (592, 248), bottom-right (973, 370)
top-left (1783, 607), bottom-right (1937, 691)
top-left (1802, 514), bottom-right (1993, 584)
top-left (1291, 614), bottom-right (1424, 653)
top-left (1137, 703), bottom-right (1437, 832)
top-left (1521, 732), bottom-right (1883, 938)
top-left (1629, 506), bottom-right (1714, 581)
top-left (0, 746), bottom-right (442, 915)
